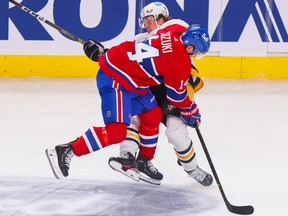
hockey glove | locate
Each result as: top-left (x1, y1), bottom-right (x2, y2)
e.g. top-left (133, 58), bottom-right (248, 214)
top-left (83, 40), bottom-right (105, 62)
top-left (179, 101), bottom-right (201, 128)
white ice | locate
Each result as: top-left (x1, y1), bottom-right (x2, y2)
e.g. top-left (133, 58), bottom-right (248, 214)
top-left (0, 77), bottom-right (287, 216)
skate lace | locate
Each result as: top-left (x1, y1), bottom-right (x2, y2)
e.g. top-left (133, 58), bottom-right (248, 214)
top-left (190, 167), bottom-right (206, 182)
top-left (147, 160), bottom-right (158, 174)
top-left (64, 149), bottom-right (74, 168)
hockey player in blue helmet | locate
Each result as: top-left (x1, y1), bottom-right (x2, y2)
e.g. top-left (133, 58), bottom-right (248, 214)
top-left (107, 19), bottom-right (213, 185)
top-left (47, 3), bottom-right (213, 187)
top-left (181, 24), bottom-right (210, 59)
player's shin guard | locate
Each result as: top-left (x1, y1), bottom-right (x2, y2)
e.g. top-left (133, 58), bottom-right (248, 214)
top-left (165, 115), bottom-right (198, 171)
top-left (72, 123), bottom-right (127, 156)
top-left (137, 106), bottom-right (162, 160)
top-left (136, 106), bottom-right (163, 184)
top-left (175, 141), bottom-right (197, 171)
top-left (165, 116), bottom-right (213, 186)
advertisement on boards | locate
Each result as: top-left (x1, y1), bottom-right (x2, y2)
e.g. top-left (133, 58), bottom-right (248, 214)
top-left (1, 0), bottom-right (288, 56)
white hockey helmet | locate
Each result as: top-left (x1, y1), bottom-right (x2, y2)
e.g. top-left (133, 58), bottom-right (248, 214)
top-left (139, 2), bottom-right (169, 27)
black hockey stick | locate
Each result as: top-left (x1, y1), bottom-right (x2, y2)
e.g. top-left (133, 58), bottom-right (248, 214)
top-left (8, 0), bottom-right (85, 44)
top-left (194, 123), bottom-right (254, 215)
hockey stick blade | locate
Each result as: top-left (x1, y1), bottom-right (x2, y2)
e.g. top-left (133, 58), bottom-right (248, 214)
top-left (227, 204), bottom-right (254, 215)
top-left (194, 124), bottom-right (254, 215)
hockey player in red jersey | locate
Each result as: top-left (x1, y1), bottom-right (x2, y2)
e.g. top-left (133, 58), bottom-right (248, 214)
top-left (45, 13), bottom-right (211, 182)
top-left (108, 2), bottom-right (213, 186)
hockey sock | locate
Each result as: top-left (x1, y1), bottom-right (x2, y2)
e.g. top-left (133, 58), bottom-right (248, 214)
top-left (119, 127), bottom-right (140, 157)
top-left (175, 141), bottom-right (197, 171)
top-left (137, 106), bottom-right (162, 160)
top-left (71, 122), bottom-right (127, 156)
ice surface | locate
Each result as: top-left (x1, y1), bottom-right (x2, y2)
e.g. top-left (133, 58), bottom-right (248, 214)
top-left (0, 77), bottom-right (287, 215)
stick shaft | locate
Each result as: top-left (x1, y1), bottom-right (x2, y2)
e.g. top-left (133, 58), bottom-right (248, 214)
top-left (8, 0), bottom-right (85, 44)
top-left (195, 125), bottom-right (254, 215)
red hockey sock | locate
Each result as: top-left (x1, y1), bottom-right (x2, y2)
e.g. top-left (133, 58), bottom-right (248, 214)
top-left (137, 106), bottom-right (162, 160)
top-left (71, 122), bottom-right (127, 157)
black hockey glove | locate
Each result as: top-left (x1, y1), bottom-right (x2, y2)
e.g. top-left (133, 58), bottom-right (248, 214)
top-left (83, 40), bottom-right (105, 62)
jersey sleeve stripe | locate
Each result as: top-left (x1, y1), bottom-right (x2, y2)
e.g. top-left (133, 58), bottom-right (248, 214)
top-left (165, 84), bottom-right (188, 103)
top-left (166, 90), bottom-right (188, 104)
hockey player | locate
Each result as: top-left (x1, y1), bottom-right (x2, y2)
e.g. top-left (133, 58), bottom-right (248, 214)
top-left (46, 16), bottom-right (209, 184)
top-left (108, 2), bottom-right (213, 186)
top-left (108, 2), bottom-right (170, 184)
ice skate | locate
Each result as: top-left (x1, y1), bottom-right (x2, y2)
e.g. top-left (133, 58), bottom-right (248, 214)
top-left (45, 143), bottom-right (75, 179)
top-left (187, 165), bottom-right (213, 186)
top-left (137, 156), bottom-right (163, 185)
top-left (108, 152), bottom-right (139, 182)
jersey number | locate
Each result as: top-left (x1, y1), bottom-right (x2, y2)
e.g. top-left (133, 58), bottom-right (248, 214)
top-left (179, 79), bottom-right (188, 90)
top-left (128, 43), bottom-right (159, 63)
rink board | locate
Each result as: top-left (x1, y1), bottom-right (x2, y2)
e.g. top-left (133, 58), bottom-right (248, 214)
top-left (0, 55), bottom-right (287, 79)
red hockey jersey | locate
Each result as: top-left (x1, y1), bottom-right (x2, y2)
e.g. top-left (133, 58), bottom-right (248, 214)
top-left (98, 24), bottom-right (193, 109)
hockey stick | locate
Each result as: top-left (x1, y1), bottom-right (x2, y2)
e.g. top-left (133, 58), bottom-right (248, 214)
top-left (8, 0), bottom-right (85, 44)
top-left (194, 123), bottom-right (254, 215)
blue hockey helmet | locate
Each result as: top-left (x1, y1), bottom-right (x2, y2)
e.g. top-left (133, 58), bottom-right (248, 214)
top-left (181, 24), bottom-right (210, 58)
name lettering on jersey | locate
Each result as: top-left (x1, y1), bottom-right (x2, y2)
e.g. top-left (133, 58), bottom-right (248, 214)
top-left (160, 31), bottom-right (173, 53)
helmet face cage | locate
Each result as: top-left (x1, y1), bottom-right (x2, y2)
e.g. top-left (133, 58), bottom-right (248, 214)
top-left (139, 2), bottom-right (169, 28)
top-left (181, 24), bottom-right (210, 57)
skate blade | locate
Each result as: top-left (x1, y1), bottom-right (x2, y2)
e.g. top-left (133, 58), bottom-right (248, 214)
top-left (139, 173), bottom-right (161, 185)
top-left (45, 148), bottom-right (64, 179)
top-left (109, 161), bottom-right (140, 182)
